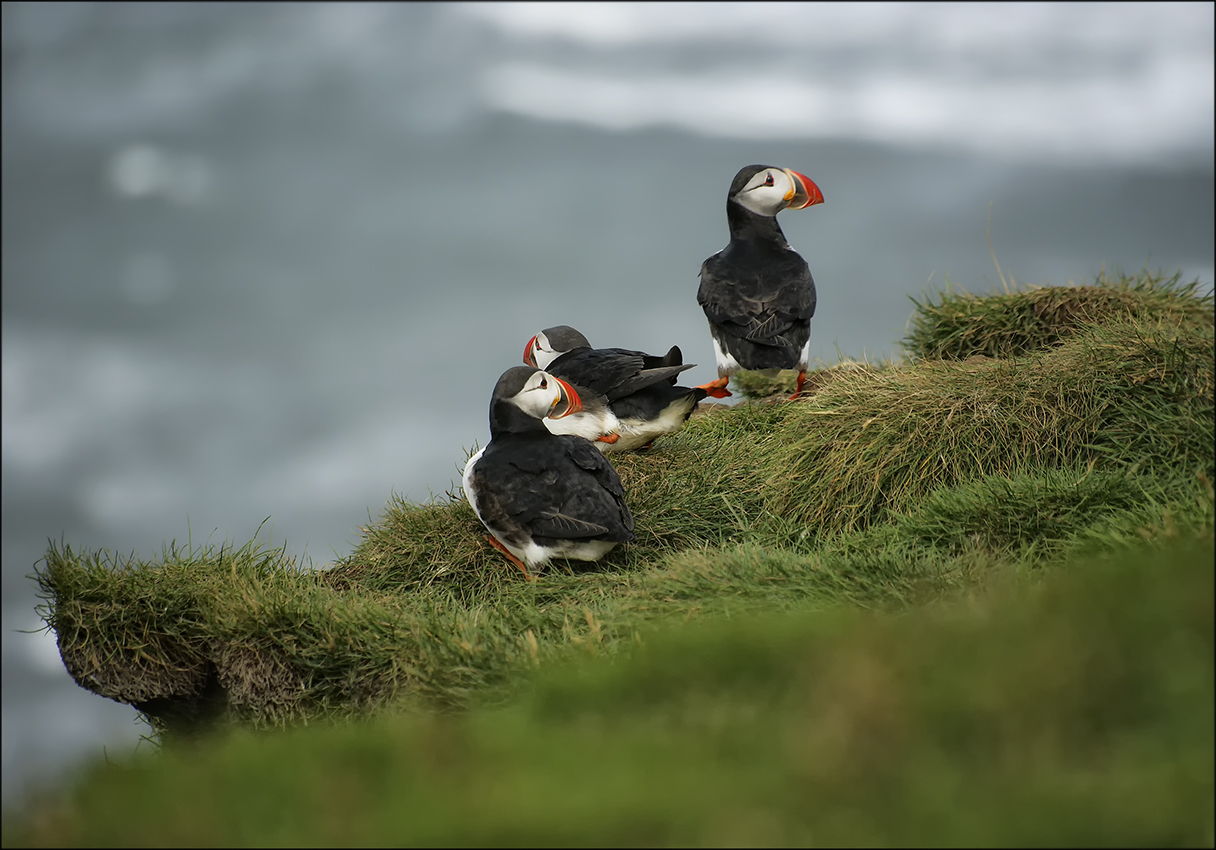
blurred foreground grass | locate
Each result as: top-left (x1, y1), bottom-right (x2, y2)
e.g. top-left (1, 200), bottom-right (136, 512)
top-left (7, 534), bottom-right (1213, 846)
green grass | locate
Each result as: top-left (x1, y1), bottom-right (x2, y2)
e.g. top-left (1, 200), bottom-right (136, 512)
top-left (766, 318), bottom-right (1214, 533)
top-left (902, 267), bottom-right (1212, 361)
top-left (8, 533), bottom-right (1212, 847)
top-left (11, 268), bottom-right (1214, 845)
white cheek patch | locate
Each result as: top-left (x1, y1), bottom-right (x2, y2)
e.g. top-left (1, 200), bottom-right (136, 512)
top-left (512, 388), bottom-right (554, 419)
top-left (733, 171), bottom-right (793, 217)
top-left (529, 331), bottom-right (559, 370)
top-left (712, 337), bottom-right (742, 375)
top-left (531, 332), bottom-right (559, 369)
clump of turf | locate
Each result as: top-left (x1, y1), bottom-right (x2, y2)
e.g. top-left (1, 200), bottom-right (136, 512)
top-left (731, 358), bottom-right (883, 402)
top-left (766, 318), bottom-right (1214, 534)
top-left (903, 268), bottom-right (1212, 360)
top-left (731, 366), bottom-right (801, 398)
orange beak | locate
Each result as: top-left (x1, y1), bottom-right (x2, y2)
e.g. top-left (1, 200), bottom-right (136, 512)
top-left (548, 376), bottom-right (583, 419)
top-left (523, 335), bottom-right (539, 367)
top-left (784, 169), bottom-right (824, 210)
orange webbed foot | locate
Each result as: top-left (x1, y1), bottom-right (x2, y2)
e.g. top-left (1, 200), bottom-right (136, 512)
top-left (487, 535), bottom-right (533, 580)
top-left (788, 371), bottom-right (807, 401)
top-left (696, 376), bottom-right (732, 399)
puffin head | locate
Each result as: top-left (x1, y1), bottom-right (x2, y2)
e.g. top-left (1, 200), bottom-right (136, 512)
top-left (728, 164), bottom-right (824, 218)
top-left (495, 365), bottom-right (584, 421)
top-left (523, 325), bottom-right (592, 370)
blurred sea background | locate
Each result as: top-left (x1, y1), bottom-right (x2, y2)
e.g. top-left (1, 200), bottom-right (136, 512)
top-left (2, 1), bottom-right (1213, 804)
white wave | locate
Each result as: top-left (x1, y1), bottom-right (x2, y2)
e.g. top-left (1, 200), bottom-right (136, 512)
top-left (2, 329), bottom-right (161, 474)
top-left (458, 2), bottom-right (1211, 54)
top-left (468, 2), bottom-right (1214, 166)
top-left (247, 412), bottom-right (437, 513)
top-left (2, 608), bottom-right (67, 678)
top-left (479, 53), bottom-right (1213, 165)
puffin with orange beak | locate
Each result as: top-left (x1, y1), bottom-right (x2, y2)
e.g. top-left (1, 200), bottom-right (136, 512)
top-left (462, 366), bottom-right (635, 578)
top-left (523, 325), bottom-right (705, 452)
top-left (695, 165), bottom-right (825, 401)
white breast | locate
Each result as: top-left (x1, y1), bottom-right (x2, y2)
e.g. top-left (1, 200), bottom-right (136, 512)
top-left (542, 409), bottom-right (621, 453)
top-left (712, 336), bottom-right (742, 375)
top-left (461, 445), bottom-right (487, 519)
top-left (798, 336), bottom-right (811, 371)
top-left (612, 395), bottom-right (698, 452)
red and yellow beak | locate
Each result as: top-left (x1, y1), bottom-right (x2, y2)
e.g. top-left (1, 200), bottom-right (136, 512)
top-left (783, 169), bottom-right (824, 210)
top-left (523, 335), bottom-right (539, 367)
top-left (548, 376), bottom-right (583, 419)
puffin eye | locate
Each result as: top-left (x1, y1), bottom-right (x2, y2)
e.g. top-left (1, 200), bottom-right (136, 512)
top-left (764, 174), bottom-right (775, 186)
top-left (539, 378), bottom-right (548, 389)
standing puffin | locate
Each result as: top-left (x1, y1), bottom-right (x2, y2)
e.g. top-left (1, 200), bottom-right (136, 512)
top-left (696, 164), bottom-right (824, 400)
top-left (524, 325), bottom-right (707, 452)
top-left (462, 365), bottom-right (635, 578)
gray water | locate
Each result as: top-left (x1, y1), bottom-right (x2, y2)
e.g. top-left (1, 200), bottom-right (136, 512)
top-left (3, 1), bottom-right (1213, 804)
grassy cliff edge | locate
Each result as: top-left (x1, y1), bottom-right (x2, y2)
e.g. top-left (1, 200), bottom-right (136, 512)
top-left (8, 270), bottom-right (1213, 845)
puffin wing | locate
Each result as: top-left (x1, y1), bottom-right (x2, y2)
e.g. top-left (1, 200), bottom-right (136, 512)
top-left (557, 435), bottom-right (635, 538)
top-left (468, 464), bottom-right (534, 537)
top-left (469, 446), bottom-right (562, 529)
top-left (552, 349), bottom-right (693, 400)
top-left (532, 508), bottom-right (611, 538)
top-left (476, 438), bottom-right (633, 542)
top-left (605, 363), bottom-right (695, 400)
top-left (604, 345), bottom-right (684, 371)
top-left (698, 255), bottom-right (816, 350)
top-left (529, 476), bottom-right (634, 540)
top-left (610, 382), bottom-right (706, 422)
top-left (473, 462), bottom-right (609, 540)
top-left (548, 349), bottom-right (646, 398)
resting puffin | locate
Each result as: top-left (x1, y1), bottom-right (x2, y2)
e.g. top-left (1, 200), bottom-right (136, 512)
top-left (523, 325), bottom-right (707, 452)
top-left (462, 365), bottom-right (635, 578)
top-left (696, 164), bottom-right (824, 400)
top-left (533, 374), bottom-right (623, 450)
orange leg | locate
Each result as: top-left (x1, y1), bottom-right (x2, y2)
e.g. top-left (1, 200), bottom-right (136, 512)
top-left (695, 375), bottom-right (732, 399)
top-left (596, 432), bottom-right (620, 444)
top-left (487, 535), bottom-right (533, 580)
top-left (788, 370), bottom-right (807, 401)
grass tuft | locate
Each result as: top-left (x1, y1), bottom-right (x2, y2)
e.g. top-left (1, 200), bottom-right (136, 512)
top-left (902, 268), bottom-right (1212, 361)
top-left (767, 318), bottom-right (1213, 533)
